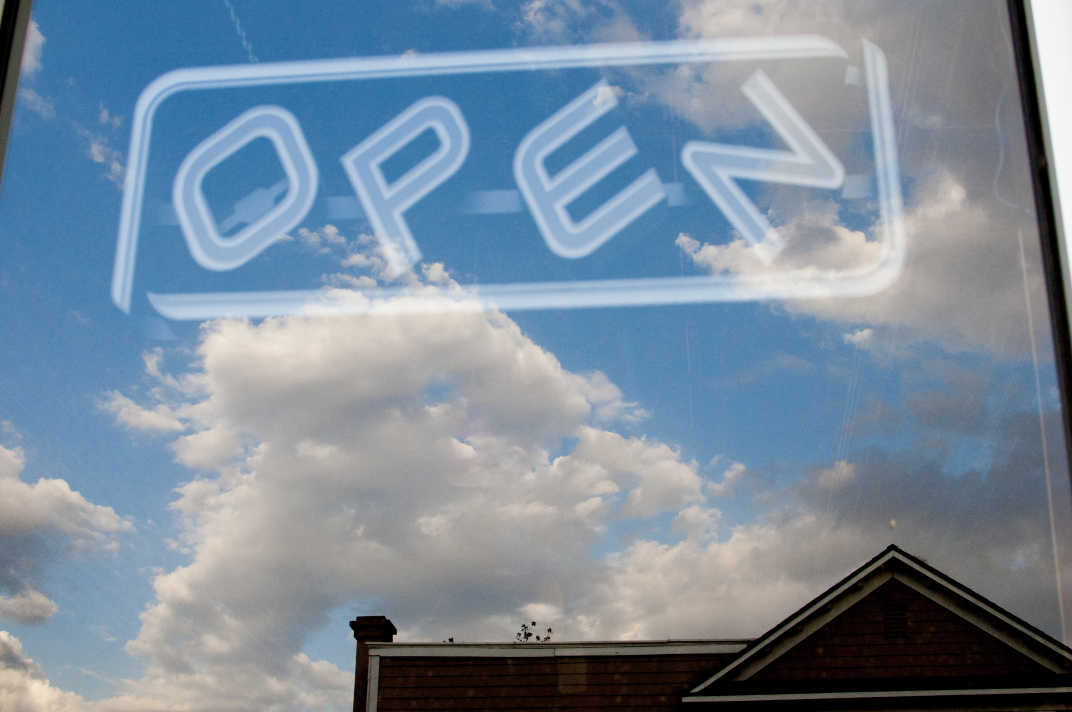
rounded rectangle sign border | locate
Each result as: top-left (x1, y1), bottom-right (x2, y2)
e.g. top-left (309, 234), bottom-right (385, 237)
top-left (111, 37), bottom-right (904, 319)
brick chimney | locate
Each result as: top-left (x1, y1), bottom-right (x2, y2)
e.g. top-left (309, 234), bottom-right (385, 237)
top-left (350, 616), bottom-right (396, 712)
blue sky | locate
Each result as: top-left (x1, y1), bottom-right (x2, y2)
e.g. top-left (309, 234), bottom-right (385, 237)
top-left (1, 1), bottom-right (1071, 710)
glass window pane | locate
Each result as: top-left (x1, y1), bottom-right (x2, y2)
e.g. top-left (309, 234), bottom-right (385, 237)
top-left (1, 1), bottom-right (1070, 708)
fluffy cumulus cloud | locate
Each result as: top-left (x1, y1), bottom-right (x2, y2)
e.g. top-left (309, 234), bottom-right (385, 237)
top-left (678, 172), bottom-right (1048, 358)
top-left (0, 590), bottom-right (57, 625)
top-left (584, 512), bottom-right (868, 640)
top-left (661, 0), bottom-right (1053, 361)
top-left (516, 0), bottom-right (1041, 363)
top-left (518, 0), bottom-right (979, 148)
top-left (661, 0), bottom-right (1013, 138)
top-left (66, 3), bottom-right (1065, 703)
top-left (815, 459), bottom-right (855, 489)
top-left (94, 262), bottom-right (709, 709)
top-left (706, 460), bottom-right (748, 496)
top-left (581, 407), bottom-right (1072, 640)
top-left (0, 443), bottom-right (132, 626)
top-left (84, 241), bottom-right (1071, 709)
top-left (296, 224), bottom-right (346, 253)
top-left (675, 200), bottom-right (881, 277)
top-left (0, 631), bottom-right (87, 712)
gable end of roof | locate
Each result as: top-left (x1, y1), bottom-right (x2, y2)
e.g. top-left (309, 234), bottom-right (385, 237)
top-left (690, 545), bottom-right (1072, 694)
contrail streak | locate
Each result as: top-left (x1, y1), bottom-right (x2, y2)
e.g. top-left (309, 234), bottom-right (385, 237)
top-left (222, 0), bottom-right (258, 63)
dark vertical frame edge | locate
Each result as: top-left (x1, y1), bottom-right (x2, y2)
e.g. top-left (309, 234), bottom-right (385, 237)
top-left (1007, 0), bottom-right (1072, 495)
top-left (0, 0), bottom-right (33, 195)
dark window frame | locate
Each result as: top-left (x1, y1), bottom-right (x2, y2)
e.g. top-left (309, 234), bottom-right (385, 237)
top-left (0, 0), bottom-right (33, 192)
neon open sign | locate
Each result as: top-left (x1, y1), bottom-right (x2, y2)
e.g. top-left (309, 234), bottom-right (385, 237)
top-left (111, 38), bottom-right (903, 320)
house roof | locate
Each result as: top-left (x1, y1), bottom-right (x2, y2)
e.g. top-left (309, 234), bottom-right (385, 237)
top-left (366, 647), bottom-right (744, 712)
top-left (688, 544), bottom-right (1072, 695)
top-left (368, 640), bottom-right (750, 657)
top-left (356, 545), bottom-right (1072, 711)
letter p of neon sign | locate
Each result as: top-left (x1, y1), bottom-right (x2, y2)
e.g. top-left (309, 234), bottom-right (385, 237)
top-left (340, 96), bottom-right (470, 278)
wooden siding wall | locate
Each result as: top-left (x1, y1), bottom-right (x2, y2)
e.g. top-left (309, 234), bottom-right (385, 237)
top-left (752, 580), bottom-right (1051, 681)
top-left (376, 653), bottom-right (737, 711)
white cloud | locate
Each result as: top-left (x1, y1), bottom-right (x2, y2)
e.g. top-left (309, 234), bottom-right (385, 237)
top-left (0, 441), bottom-right (131, 625)
top-left (672, 504), bottom-right (721, 542)
top-left (170, 424), bottom-right (239, 471)
top-left (322, 273), bottom-right (377, 290)
top-left (678, 174), bottom-right (1047, 357)
top-left (85, 200), bottom-right (1068, 710)
top-left (842, 328), bottom-right (873, 347)
top-left (104, 263), bottom-right (1066, 706)
top-left (659, 1), bottom-right (1009, 141)
top-left (0, 631), bottom-right (87, 711)
top-left (519, 0), bottom-right (572, 36)
top-left (297, 224), bottom-right (346, 252)
top-left (297, 226), bottom-right (413, 291)
top-left (512, 0), bottom-right (643, 44)
top-left (675, 198), bottom-right (881, 277)
top-left (518, 602), bottom-right (562, 630)
top-left (0, 452), bottom-right (131, 546)
top-left (435, 0), bottom-right (494, 9)
top-left (76, 307), bottom-right (1072, 709)
top-left (20, 20), bottom-right (44, 78)
top-left (608, 2), bottom-right (881, 139)
top-left (707, 460), bottom-right (747, 496)
top-left (97, 104), bottom-right (122, 129)
top-left (421, 262), bottom-right (449, 285)
top-left (0, 444), bottom-right (25, 480)
top-left (0, 631), bottom-right (44, 679)
top-left (142, 348), bottom-right (187, 394)
top-left (88, 139), bottom-right (124, 185)
top-left (584, 404), bottom-right (1072, 641)
top-left (339, 251), bottom-right (373, 269)
top-left (17, 87), bottom-right (55, 119)
top-left (73, 124), bottom-right (125, 187)
top-left (99, 391), bottom-right (185, 433)
top-left (580, 371), bottom-right (649, 424)
top-left (816, 459), bottom-right (855, 489)
top-left (97, 281), bottom-right (707, 708)
top-left (635, 0), bottom-right (1049, 361)
top-left (0, 590), bottom-right (58, 624)
top-left (586, 513), bottom-right (864, 639)
top-left (516, 0), bottom-right (627, 42)
top-left (553, 427), bottom-right (702, 518)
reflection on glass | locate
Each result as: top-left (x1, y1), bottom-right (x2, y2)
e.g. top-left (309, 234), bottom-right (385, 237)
top-left (0, 1), bottom-right (1068, 709)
